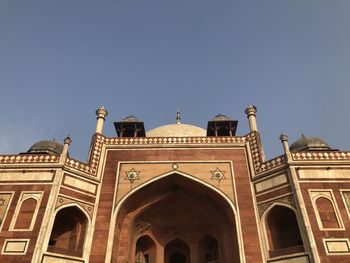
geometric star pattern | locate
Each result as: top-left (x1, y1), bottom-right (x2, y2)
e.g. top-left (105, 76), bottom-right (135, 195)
top-left (124, 168), bottom-right (141, 183)
top-left (210, 168), bottom-right (226, 182)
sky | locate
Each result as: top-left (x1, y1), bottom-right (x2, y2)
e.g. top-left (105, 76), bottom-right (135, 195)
top-left (0, 1), bottom-right (350, 162)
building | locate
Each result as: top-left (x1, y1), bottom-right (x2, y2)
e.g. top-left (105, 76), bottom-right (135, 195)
top-left (0, 105), bottom-right (350, 263)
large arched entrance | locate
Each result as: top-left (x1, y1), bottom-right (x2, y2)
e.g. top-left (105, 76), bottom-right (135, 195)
top-left (112, 173), bottom-right (240, 263)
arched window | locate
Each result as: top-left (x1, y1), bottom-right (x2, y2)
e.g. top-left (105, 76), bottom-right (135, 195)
top-left (13, 198), bottom-right (37, 230)
top-left (315, 197), bottom-right (340, 229)
top-left (199, 235), bottom-right (219, 263)
top-left (266, 205), bottom-right (304, 258)
top-left (47, 206), bottom-right (88, 257)
top-left (135, 235), bottom-right (156, 263)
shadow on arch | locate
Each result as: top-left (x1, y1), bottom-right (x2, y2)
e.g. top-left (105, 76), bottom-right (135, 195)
top-left (111, 173), bottom-right (241, 263)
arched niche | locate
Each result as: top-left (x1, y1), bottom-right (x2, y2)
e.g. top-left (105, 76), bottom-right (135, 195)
top-left (14, 197), bottom-right (38, 229)
top-left (265, 204), bottom-right (304, 258)
top-left (164, 239), bottom-right (190, 263)
top-left (199, 235), bottom-right (219, 263)
top-left (47, 206), bottom-right (88, 257)
top-left (135, 235), bottom-right (156, 263)
top-left (111, 173), bottom-right (240, 263)
top-left (315, 196), bottom-right (340, 229)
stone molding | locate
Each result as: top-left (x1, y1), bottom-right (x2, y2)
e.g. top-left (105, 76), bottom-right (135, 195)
top-left (0, 154), bottom-right (59, 164)
top-left (292, 151), bottom-right (350, 161)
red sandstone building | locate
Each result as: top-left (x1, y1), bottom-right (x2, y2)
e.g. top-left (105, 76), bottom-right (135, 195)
top-left (0, 105), bottom-right (350, 263)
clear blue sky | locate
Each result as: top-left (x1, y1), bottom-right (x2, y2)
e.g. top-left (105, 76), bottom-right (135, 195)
top-left (0, 1), bottom-right (349, 161)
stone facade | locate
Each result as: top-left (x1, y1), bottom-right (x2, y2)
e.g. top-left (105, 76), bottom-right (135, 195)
top-left (0, 106), bottom-right (350, 263)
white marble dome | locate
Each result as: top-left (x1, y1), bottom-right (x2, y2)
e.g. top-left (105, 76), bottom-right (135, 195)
top-left (147, 123), bottom-right (206, 137)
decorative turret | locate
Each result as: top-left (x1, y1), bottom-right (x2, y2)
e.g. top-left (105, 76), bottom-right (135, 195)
top-left (245, 105), bottom-right (258, 132)
top-left (95, 106), bottom-right (108, 134)
top-left (279, 133), bottom-right (290, 154)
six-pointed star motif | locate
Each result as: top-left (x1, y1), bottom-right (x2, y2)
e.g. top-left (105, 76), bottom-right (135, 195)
top-left (125, 168), bottom-right (141, 182)
top-left (210, 168), bottom-right (226, 181)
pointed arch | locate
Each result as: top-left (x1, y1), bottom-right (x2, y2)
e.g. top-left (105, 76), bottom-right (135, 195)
top-left (198, 235), bottom-right (219, 263)
top-left (314, 196), bottom-right (341, 229)
top-left (135, 235), bottom-right (156, 263)
top-left (13, 197), bottom-right (38, 229)
top-left (262, 203), bottom-right (304, 258)
top-left (109, 172), bottom-right (243, 263)
top-left (47, 204), bottom-right (89, 257)
top-left (165, 238), bottom-right (190, 263)
top-left (10, 192), bottom-right (42, 231)
top-left (114, 170), bottom-right (238, 217)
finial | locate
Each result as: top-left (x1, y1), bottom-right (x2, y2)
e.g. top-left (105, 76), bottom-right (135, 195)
top-left (95, 106), bottom-right (108, 118)
top-left (64, 135), bottom-right (72, 145)
top-left (279, 133), bottom-right (288, 142)
top-left (176, 110), bottom-right (181, 124)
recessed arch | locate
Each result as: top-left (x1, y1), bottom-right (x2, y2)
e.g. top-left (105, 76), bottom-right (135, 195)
top-left (198, 235), bottom-right (219, 263)
top-left (109, 172), bottom-right (242, 263)
top-left (135, 235), bottom-right (156, 263)
top-left (314, 196), bottom-right (341, 229)
top-left (114, 170), bottom-right (237, 217)
top-left (262, 203), bottom-right (304, 258)
top-left (47, 204), bottom-right (89, 257)
top-left (13, 197), bottom-right (38, 229)
top-left (164, 238), bottom-right (190, 263)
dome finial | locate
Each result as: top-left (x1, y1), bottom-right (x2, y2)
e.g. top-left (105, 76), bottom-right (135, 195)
top-left (176, 110), bottom-right (181, 124)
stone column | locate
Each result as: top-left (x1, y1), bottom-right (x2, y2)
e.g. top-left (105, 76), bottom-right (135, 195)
top-left (279, 133), bottom-right (291, 160)
top-left (59, 136), bottom-right (71, 163)
top-left (95, 106), bottom-right (108, 134)
top-left (245, 105), bottom-right (258, 132)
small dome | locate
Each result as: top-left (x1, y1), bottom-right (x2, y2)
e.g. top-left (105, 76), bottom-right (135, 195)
top-left (289, 135), bottom-right (331, 152)
top-left (121, 115), bottom-right (140, 122)
top-left (147, 123), bottom-right (206, 137)
top-left (212, 114), bottom-right (232, 121)
top-left (28, 140), bottom-right (64, 155)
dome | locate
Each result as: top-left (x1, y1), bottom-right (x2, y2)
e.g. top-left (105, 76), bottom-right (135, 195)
top-left (289, 135), bottom-right (331, 152)
top-left (212, 114), bottom-right (232, 121)
top-left (27, 140), bottom-right (64, 155)
top-left (147, 123), bottom-right (206, 137)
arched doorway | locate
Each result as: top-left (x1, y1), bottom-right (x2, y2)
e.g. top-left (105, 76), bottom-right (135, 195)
top-left (164, 239), bottom-right (190, 263)
top-left (112, 173), bottom-right (240, 262)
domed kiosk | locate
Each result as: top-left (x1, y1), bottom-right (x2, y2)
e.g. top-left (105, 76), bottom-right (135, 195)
top-left (27, 140), bottom-right (64, 155)
top-left (289, 134), bottom-right (332, 152)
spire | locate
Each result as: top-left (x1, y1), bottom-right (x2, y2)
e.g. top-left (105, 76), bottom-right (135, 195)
top-left (176, 110), bottom-right (181, 124)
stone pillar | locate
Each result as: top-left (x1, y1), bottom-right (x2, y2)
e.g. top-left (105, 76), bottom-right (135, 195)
top-left (95, 106), bottom-right (108, 134)
top-left (245, 105), bottom-right (258, 132)
top-left (59, 135), bottom-right (71, 163)
top-left (279, 133), bottom-right (290, 153)
top-left (189, 242), bottom-right (198, 263)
